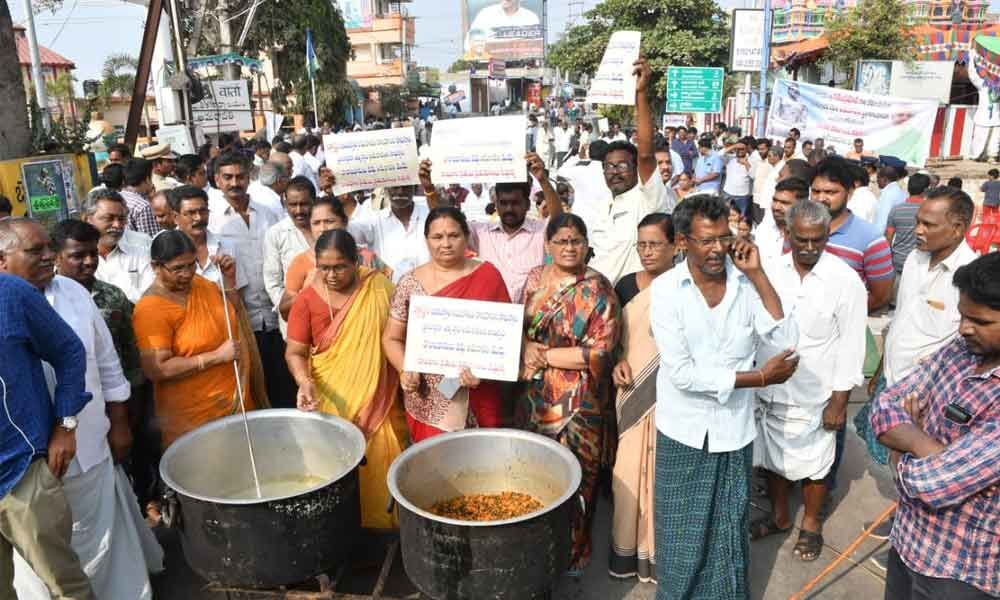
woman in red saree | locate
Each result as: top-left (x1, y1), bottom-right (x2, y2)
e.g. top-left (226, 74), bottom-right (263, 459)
top-left (382, 207), bottom-right (511, 442)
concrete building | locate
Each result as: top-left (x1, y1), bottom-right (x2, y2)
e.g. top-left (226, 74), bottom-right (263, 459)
top-left (13, 25), bottom-right (77, 121)
top-left (344, 0), bottom-right (416, 87)
top-left (771, 0), bottom-right (990, 44)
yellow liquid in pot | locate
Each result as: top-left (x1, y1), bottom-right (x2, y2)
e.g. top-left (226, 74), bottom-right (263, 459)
top-left (219, 475), bottom-right (330, 500)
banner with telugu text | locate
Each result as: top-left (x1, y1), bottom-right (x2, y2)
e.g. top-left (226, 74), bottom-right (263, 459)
top-left (766, 79), bottom-right (938, 167)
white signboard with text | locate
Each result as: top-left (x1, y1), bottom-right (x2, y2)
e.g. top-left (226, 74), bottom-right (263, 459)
top-left (731, 9), bottom-right (766, 72)
top-left (855, 60), bottom-right (954, 104)
top-left (429, 115), bottom-right (526, 184)
top-left (586, 31), bottom-right (641, 106)
top-left (323, 128), bottom-right (420, 194)
top-left (191, 80), bottom-right (253, 133)
top-left (403, 296), bottom-right (525, 382)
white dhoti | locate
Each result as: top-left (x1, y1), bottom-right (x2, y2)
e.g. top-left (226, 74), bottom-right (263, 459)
top-left (969, 124), bottom-right (1000, 160)
top-left (13, 458), bottom-right (164, 600)
top-left (753, 400), bottom-right (835, 482)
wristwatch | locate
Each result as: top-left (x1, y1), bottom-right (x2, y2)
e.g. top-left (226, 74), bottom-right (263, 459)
top-left (59, 416), bottom-right (79, 432)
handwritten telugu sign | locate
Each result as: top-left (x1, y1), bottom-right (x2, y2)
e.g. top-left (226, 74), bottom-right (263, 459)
top-left (586, 31), bottom-right (641, 106)
top-left (323, 128), bottom-right (420, 194)
top-left (429, 115), bottom-right (527, 184)
top-left (403, 296), bottom-right (525, 382)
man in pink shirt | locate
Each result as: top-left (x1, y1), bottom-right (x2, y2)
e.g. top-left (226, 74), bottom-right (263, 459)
top-left (419, 153), bottom-right (562, 302)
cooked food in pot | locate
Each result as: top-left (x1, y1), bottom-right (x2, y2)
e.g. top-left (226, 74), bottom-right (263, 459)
top-left (429, 492), bottom-right (544, 521)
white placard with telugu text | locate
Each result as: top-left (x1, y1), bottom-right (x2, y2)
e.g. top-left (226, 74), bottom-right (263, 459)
top-left (403, 296), bottom-right (525, 382)
top-left (586, 31), bottom-right (641, 106)
top-left (428, 115), bottom-right (527, 184)
top-left (323, 128), bottom-right (420, 194)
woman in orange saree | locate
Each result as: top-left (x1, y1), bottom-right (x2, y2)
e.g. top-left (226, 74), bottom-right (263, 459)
top-left (133, 230), bottom-right (266, 451)
top-left (382, 207), bottom-right (511, 443)
top-left (285, 229), bottom-right (406, 530)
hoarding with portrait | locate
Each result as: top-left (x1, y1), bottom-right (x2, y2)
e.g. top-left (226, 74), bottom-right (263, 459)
top-left (463, 0), bottom-right (544, 61)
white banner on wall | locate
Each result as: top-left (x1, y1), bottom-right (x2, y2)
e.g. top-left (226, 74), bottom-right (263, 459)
top-left (766, 79), bottom-right (938, 167)
top-left (855, 60), bottom-right (954, 104)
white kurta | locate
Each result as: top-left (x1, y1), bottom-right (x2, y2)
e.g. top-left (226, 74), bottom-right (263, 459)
top-left (15, 275), bottom-right (164, 600)
top-left (753, 253), bottom-right (868, 481)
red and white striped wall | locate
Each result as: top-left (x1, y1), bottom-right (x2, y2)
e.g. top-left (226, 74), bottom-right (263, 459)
top-left (929, 105), bottom-right (975, 160)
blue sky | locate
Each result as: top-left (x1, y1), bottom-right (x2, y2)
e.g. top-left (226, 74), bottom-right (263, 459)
top-left (11, 0), bottom-right (1000, 87)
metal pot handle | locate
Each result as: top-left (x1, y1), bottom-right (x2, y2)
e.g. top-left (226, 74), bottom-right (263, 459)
top-left (578, 494), bottom-right (586, 515)
top-left (161, 488), bottom-right (181, 529)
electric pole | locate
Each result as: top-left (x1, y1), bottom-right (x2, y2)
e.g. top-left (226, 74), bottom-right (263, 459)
top-left (20, 0), bottom-right (49, 130)
top-left (217, 0), bottom-right (238, 80)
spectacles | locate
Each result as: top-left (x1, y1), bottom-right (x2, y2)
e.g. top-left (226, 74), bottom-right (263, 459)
top-left (635, 241), bottom-right (669, 251)
top-left (161, 261), bottom-right (197, 274)
top-left (317, 263), bottom-right (355, 275)
top-left (603, 161), bottom-right (634, 174)
top-left (685, 234), bottom-right (736, 248)
top-left (550, 238), bottom-right (587, 248)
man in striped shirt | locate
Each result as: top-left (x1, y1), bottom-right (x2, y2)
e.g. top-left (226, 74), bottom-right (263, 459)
top-left (885, 173), bottom-right (931, 275)
top-left (810, 157), bottom-right (895, 491)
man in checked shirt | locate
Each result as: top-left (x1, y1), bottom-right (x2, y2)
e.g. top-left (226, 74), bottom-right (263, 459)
top-left (871, 251), bottom-right (1000, 599)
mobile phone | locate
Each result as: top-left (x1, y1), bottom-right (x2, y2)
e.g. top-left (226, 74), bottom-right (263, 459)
top-left (944, 402), bottom-right (972, 425)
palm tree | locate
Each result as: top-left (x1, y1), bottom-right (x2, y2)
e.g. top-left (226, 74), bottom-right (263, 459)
top-left (46, 71), bottom-right (77, 121)
top-left (99, 53), bottom-right (152, 137)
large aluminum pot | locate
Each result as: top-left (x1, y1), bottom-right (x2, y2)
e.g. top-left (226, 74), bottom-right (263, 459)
top-left (159, 409), bottom-right (366, 587)
top-left (387, 428), bottom-right (582, 600)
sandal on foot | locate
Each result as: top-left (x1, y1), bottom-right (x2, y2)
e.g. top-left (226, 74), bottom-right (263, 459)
top-left (793, 530), bottom-right (823, 562)
top-left (750, 516), bottom-right (792, 541)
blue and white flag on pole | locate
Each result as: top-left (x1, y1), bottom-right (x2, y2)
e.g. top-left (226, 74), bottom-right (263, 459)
top-left (306, 29), bottom-right (319, 78)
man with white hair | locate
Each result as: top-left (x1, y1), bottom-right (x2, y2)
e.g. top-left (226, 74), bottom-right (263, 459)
top-left (0, 218), bottom-right (163, 599)
top-left (248, 161), bottom-right (288, 216)
top-left (83, 188), bottom-right (154, 303)
top-left (753, 200), bottom-right (867, 562)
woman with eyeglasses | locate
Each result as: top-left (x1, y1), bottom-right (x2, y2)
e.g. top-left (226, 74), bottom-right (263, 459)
top-left (516, 213), bottom-right (621, 573)
top-left (608, 213), bottom-right (676, 582)
top-left (133, 230), bottom-right (266, 450)
top-left (382, 207), bottom-right (511, 442)
top-left (285, 229), bottom-right (406, 530)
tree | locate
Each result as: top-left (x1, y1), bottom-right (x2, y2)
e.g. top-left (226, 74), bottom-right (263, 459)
top-left (0, 0), bottom-right (32, 159)
top-left (547, 0), bottom-right (730, 107)
top-left (46, 71), bottom-right (76, 118)
top-left (824, 0), bottom-right (917, 78)
top-left (447, 59), bottom-right (476, 73)
top-left (98, 53), bottom-right (138, 104)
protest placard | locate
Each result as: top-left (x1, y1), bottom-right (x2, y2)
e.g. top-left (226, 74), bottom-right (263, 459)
top-left (586, 31), bottom-right (641, 106)
top-left (403, 296), bottom-right (525, 382)
top-left (323, 128), bottom-right (420, 194)
top-left (429, 115), bottom-right (527, 184)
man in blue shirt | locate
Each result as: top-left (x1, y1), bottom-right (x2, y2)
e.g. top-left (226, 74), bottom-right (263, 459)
top-left (874, 164), bottom-right (908, 233)
top-left (671, 126), bottom-right (697, 175)
top-left (0, 267), bottom-right (94, 598)
top-left (693, 138), bottom-right (723, 194)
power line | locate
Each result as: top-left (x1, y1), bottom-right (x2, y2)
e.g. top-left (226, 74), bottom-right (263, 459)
top-left (47, 0), bottom-right (80, 45)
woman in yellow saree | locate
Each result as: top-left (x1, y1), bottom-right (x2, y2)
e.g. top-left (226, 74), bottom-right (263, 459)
top-left (285, 229), bottom-right (407, 530)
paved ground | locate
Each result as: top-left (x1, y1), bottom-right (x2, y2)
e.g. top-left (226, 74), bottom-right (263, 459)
top-left (151, 384), bottom-right (896, 600)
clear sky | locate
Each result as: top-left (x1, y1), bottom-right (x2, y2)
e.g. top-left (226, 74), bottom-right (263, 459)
top-left (10, 0), bottom-right (1000, 88)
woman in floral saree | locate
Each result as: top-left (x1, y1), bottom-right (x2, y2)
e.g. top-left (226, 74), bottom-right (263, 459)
top-left (517, 213), bottom-right (620, 573)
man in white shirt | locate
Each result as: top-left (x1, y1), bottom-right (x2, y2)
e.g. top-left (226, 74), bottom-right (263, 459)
top-left (462, 183), bottom-right (491, 223)
top-left (351, 185), bottom-right (431, 282)
top-left (757, 177), bottom-right (809, 267)
top-left (0, 219), bottom-right (163, 600)
top-left (466, 0), bottom-right (540, 48)
top-left (722, 142), bottom-right (754, 218)
top-left (248, 161), bottom-right (289, 216)
top-left (169, 185), bottom-right (249, 290)
top-left (553, 121), bottom-right (572, 168)
top-left (208, 153), bottom-right (295, 408)
top-left (588, 58), bottom-right (667, 285)
top-left (558, 139), bottom-right (613, 237)
top-left (262, 177), bottom-right (314, 337)
top-left (83, 189), bottom-right (155, 303)
top-left (753, 147), bottom-right (783, 212)
top-left (846, 162), bottom-right (879, 223)
top-left (650, 193), bottom-right (798, 596)
top-left (653, 140), bottom-right (680, 213)
top-left (289, 134), bottom-right (319, 190)
top-left (753, 200), bottom-right (867, 561)
top-left (303, 135), bottom-right (324, 180)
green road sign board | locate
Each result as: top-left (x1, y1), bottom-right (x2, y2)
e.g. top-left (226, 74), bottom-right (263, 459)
top-left (665, 67), bottom-right (725, 114)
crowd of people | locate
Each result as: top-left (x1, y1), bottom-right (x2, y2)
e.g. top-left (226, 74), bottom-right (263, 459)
top-left (0, 55), bottom-right (997, 600)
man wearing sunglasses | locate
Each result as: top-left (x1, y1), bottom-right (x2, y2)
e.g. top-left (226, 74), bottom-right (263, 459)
top-left (588, 57), bottom-right (668, 286)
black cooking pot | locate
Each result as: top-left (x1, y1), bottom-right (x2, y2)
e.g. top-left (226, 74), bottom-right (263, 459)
top-left (159, 409), bottom-right (366, 587)
top-left (387, 429), bottom-right (582, 599)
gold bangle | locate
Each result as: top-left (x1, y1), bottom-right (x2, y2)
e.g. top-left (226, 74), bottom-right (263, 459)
top-left (759, 370), bottom-right (766, 387)
top-left (224, 287), bottom-right (237, 293)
